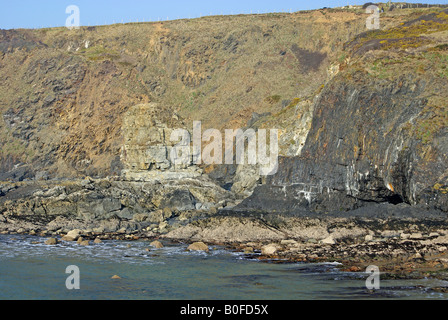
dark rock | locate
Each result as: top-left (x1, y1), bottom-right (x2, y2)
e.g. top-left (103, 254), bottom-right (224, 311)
top-left (208, 164), bottom-right (238, 189)
top-left (237, 73), bottom-right (448, 214)
top-left (0, 165), bottom-right (34, 182)
top-left (160, 190), bottom-right (197, 212)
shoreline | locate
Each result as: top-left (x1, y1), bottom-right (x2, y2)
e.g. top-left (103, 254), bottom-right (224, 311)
top-left (2, 179), bottom-right (448, 283)
top-left (3, 217), bottom-right (448, 284)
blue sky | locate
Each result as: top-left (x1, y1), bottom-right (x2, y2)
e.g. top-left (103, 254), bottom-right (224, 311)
top-left (0, 0), bottom-right (447, 29)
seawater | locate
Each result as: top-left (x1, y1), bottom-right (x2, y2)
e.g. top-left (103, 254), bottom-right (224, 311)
top-left (0, 234), bottom-right (447, 300)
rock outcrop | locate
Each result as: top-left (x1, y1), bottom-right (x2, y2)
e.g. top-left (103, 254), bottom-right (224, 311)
top-left (121, 103), bottom-right (203, 180)
top-left (237, 9), bottom-right (448, 214)
top-left (0, 175), bottom-right (236, 236)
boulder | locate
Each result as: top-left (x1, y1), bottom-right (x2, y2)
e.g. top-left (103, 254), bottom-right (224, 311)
top-left (66, 229), bottom-right (82, 240)
top-left (261, 244), bottom-right (280, 255)
top-left (187, 242), bottom-right (209, 252)
top-left (161, 190), bottom-right (197, 212)
top-left (150, 240), bottom-right (164, 249)
top-left (45, 238), bottom-right (58, 245)
top-left (61, 235), bottom-right (76, 241)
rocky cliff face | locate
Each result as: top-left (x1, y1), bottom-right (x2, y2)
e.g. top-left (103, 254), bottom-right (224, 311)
top-left (0, 7), bottom-right (447, 225)
top-left (0, 10), bottom-right (372, 181)
top-left (238, 9), bottom-right (448, 214)
top-left (120, 103), bottom-right (205, 180)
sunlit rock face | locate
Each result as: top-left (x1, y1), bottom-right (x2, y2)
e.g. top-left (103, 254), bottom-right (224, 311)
top-left (238, 73), bottom-right (448, 214)
top-left (120, 103), bottom-right (202, 181)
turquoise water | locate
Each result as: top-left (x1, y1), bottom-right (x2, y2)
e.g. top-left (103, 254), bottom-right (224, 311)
top-left (0, 234), bottom-right (447, 300)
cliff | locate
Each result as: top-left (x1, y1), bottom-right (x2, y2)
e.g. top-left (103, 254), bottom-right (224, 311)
top-left (0, 6), bottom-right (447, 226)
top-left (238, 9), bottom-right (448, 214)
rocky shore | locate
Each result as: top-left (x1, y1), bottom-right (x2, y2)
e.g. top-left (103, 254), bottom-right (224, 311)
top-left (2, 178), bottom-right (448, 283)
top-left (162, 207), bottom-right (448, 281)
top-left (4, 215), bottom-right (448, 283)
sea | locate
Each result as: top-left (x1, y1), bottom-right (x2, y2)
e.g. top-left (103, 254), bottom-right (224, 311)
top-left (0, 234), bottom-right (447, 301)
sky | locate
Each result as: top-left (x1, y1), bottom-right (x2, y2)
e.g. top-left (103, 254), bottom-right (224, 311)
top-left (0, 0), bottom-right (447, 29)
